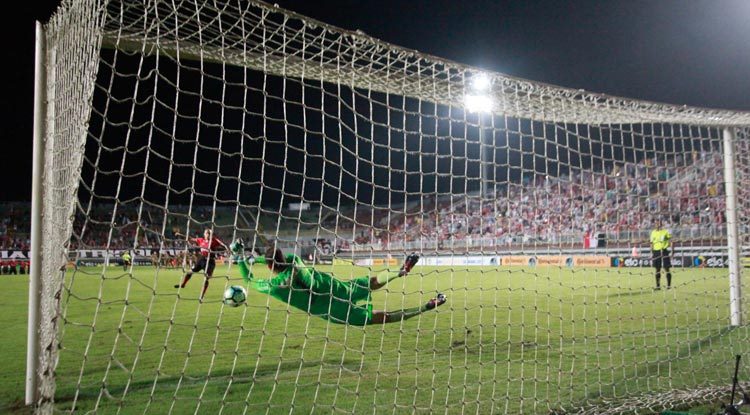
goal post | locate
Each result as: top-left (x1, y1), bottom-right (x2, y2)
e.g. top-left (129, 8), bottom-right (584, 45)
top-left (28, 1), bottom-right (750, 413)
top-left (724, 127), bottom-right (743, 327)
top-left (27, 20), bottom-right (47, 407)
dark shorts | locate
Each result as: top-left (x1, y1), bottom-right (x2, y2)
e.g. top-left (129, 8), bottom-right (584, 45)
top-left (652, 249), bottom-right (671, 269)
top-left (191, 256), bottom-right (216, 276)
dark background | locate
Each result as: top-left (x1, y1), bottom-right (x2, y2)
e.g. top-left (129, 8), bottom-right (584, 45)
top-left (4, 0), bottom-right (749, 202)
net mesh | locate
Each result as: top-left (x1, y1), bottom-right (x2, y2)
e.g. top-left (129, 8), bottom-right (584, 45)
top-left (34, 0), bottom-right (750, 413)
top-left (36, 0), bottom-right (104, 411)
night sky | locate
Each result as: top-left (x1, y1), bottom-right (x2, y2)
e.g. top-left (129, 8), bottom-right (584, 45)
top-left (4, 0), bottom-right (749, 202)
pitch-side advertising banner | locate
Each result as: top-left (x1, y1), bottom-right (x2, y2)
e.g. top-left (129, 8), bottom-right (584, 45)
top-left (5, 250), bottom-right (730, 269)
top-left (610, 255), bottom-right (728, 268)
top-left (354, 255), bottom-right (610, 268)
top-left (501, 255), bottom-right (609, 267)
top-left (1, 250), bottom-right (30, 259)
top-left (354, 258), bottom-right (400, 266)
top-left (419, 256), bottom-right (499, 266)
top-left (356, 256), bottom-right (498, 267)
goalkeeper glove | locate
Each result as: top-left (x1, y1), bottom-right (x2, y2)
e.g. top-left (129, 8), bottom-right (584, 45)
top-left (229, 238), bottom-right (244, 254)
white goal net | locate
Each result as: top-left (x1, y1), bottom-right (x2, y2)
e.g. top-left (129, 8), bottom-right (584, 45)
top-left (30, 0), bottom-right (750, 413)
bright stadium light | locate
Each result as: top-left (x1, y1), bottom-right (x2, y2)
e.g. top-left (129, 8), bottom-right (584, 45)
top-left (465, 94), bottom-right (494, 113)
top-left (465, 73), bottom-right (494, 113)
top-left (463, 76), bottom-right (495, 195)
top-left (471, 73), bottom-right (491, 91)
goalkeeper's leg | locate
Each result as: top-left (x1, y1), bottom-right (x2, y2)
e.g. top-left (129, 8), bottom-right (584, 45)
top-left (369, 253), bottom-right (420, 290)
top-left (370, 293), bottom-right (447, 324)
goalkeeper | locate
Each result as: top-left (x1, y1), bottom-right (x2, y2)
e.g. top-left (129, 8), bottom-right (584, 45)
top-left (231, 240), bottom-right (446, 326)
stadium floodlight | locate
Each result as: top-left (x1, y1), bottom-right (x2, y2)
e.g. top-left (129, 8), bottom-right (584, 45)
top-left (464, 78), bottom-right (495, 195)
top-left (465, 73), bottom-right (494, 113)
top-left (471, 73), bottom-right (492, 92)
top-left (464, 94), bottom-right (494, 113)
top-left (464, 93), bottom-right (494, 196)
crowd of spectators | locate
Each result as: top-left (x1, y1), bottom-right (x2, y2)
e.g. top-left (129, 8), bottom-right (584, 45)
top-left (0, 152), bottom-right (731, 254)
top-left (0, 259), bottom-right (29, 274)
top-left (0, 203), bottom-right (30, 250)
top-left (329, 151), bottom-right (727, 250)
top-left (67, 205), bottom-right (215, 251)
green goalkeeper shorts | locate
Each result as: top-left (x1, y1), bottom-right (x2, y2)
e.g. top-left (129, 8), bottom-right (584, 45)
top-left (324, 276), bottom-right (373, 326)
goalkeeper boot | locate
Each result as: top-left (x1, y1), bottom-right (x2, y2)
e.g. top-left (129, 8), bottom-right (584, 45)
top-left (400, 253), bottom-right (420, 275)
top-left (425, 293), bottom-right (447, 310)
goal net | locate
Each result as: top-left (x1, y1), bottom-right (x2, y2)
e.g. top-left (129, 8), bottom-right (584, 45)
top-left (30, 0), bottom-right (750, 413)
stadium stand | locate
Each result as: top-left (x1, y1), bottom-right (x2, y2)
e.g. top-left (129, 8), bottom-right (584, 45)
top-left (1, 152), bottom-right (730, 254)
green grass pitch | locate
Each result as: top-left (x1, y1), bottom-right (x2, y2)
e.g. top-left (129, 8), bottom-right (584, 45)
top-left (1, 263), bottom-right (746, 414)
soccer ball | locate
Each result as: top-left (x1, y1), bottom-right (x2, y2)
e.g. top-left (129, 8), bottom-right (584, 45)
top-left (223, 285), bottom-right (247, 307)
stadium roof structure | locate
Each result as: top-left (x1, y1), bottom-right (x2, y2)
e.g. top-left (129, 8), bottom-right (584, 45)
top-left (85, 0), bottom-right (750, 127)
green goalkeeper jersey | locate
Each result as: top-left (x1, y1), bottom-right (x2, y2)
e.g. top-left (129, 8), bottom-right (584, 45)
top-left (238, 254), bottom-right (373, 325)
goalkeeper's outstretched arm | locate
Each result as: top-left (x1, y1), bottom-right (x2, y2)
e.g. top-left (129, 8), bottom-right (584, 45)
top-left (235, 255), bottom-right (274, 295)
top-left (237, 258), bottom-right (254, 284)
top-left (234, 249), bottom-right (300, 294)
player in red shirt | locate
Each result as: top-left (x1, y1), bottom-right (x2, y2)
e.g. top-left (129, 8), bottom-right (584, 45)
top-left (174, 229), bottom-right (230, 300)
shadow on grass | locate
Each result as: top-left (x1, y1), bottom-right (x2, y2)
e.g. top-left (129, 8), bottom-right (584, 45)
top-left (0, 399), bottom-right (33, 415)
top-left (54, 357), bottom-right (365, 407)
top-left (607, 289), bottom-right (658, 299)
top-left (573, 325), bottom-right (740, 412)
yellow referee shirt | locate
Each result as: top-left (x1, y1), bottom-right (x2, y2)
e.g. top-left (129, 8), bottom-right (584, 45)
top-left (650, 229), bottom-right (671, 251)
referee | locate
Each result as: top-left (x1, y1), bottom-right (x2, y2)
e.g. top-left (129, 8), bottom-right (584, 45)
top-left (650, 218), bottom-right (673, 290)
